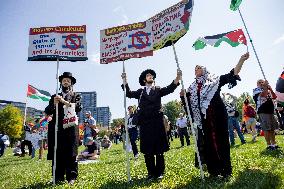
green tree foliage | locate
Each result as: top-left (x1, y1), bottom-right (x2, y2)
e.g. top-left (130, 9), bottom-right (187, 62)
top-left (0, 105), bottom-right (23, 138)
top-left (163, 100), bottom-right (183, 125)
top-left (111, 118), bottom-right (124, 128)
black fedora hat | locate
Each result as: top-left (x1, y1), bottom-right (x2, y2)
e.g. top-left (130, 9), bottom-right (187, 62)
top-left (59, 72), bottom-right (76, 84)
top-left (139, 69), bottom-right (156, 86)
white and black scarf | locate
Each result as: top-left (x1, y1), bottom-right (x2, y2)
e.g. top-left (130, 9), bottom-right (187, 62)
top-left (188, 66), bottom-right (220, 129)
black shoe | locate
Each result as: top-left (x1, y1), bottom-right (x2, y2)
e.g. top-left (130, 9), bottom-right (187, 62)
top-left (241, 141), bottom-right (246, 144)
top-left (146, 175), bottom-right (154, 181)
top-left (266, 146), bottom-right (275, 150)
top-left (274, 145), bottom-right (281, 149)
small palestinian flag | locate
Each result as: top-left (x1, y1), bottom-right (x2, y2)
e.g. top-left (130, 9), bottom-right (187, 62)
top-left (276, 71), bottom-right (284, 106)
top-left (27, 84), bottom-right (51, 102)
top-left (193, 29), bottom-right (247, 50)
top-left (230, 0), bottom-right (242, 11)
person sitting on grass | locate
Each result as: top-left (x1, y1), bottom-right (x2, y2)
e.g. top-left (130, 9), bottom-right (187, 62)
top-left (101, 135), bottom-right (112, 150)
top-left (77, 137), bottom-right (100, 160)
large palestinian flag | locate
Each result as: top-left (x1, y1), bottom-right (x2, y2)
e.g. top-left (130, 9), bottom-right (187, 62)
top-left (276, 71), bottom-right (284, 106)
top-left (193, 29), bottom-right (247, 50)
top-left (27, 84), bottom-right (51, 102)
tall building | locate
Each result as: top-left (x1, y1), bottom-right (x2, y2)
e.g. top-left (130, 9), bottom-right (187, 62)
top-left (0, 100), bottom-right (43, 118)
top-left (96, 106), bottom-right (111, 127)
top-left (78, 91), bottom-right (97, 123)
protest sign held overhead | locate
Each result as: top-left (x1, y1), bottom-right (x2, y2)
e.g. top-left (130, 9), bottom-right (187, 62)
top-left (28, 25), bottom-right (88, 61)
top-left (100, 21), bottom-right (153, 64)
top-left (149, 0), bottom-right (194, 50)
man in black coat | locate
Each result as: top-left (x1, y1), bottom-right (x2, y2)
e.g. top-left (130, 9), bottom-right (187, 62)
top-left (45, 72), bottom-right (82, 185)
top-left (121, 69), bottom-right (181, 180)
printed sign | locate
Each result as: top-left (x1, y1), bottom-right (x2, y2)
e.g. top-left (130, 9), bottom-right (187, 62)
top-left (149, 0), bottom-right (194, 50)
top-left (28, 25), bottom-right (87, 61)
top-left (100, 21), bottom-right (153, 64)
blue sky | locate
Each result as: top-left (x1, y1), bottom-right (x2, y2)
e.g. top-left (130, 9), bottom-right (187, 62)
top-left (0, 0), bottom-right (283, 119)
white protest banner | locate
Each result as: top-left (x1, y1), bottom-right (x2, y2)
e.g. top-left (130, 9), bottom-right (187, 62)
top-left (28, 25), bottom-right (87, 61)
top-left (100, 21), bottom-right (153, 64)
top-left (149, 0), bottom-right (194, 50)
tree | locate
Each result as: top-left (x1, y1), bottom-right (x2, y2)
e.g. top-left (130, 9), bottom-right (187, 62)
top-left (111, 118), bottom-right (124, 128)
top-left (0, 105), bottom-right (23, 138)
top-left (163, 100), bottom-right (183, 125)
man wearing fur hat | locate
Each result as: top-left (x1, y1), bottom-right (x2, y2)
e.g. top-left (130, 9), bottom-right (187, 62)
top-left (121, 69), bottom-right (181, 180)
top-left (45, 72), bottom-right (82, 185)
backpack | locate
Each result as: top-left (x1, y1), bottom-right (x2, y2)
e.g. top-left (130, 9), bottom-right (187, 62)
top-left (245, 105), bottom-right (256, 118)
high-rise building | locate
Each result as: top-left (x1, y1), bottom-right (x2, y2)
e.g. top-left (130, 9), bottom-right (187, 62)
top-left (0, 100), bottom-right (43, 118)
top-left (78, 91), bottom-right (97, 123)
top-left (96, 106), bottom-right (111, 127)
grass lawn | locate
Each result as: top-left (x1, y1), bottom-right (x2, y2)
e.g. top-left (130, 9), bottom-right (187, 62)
top-left (0, 135), bottom-right (283, 189)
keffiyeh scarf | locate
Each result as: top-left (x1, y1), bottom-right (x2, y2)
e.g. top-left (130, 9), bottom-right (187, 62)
top-left (188, 66), bottom-right (220, 129)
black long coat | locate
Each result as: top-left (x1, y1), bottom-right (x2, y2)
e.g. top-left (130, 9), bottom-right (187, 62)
top-left (45, 92), bottom-right (82, 160)
top-left (181, 69), bottom-right (239, 176)
top-left (124, 81), bottom-right (179, 155)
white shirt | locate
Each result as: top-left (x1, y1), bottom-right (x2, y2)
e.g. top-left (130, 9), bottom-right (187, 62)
top-left (145, 86), bottom-right (153, 95)
top-left (127, 115), bottom-right (136, 128)
top-left (176, 117), bottom-right (187, 128)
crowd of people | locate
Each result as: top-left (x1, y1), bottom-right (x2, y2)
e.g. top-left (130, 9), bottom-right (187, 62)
top-left (1, 55), bottom-right (283, 185)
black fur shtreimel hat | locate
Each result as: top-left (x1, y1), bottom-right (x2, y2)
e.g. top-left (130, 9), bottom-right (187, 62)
top-left (139, 69), bottom-right (156, 86)
top-left (59, 72), bottom-right (76, 84)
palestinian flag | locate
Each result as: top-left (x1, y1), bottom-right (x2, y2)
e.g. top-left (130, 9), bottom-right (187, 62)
top-left (27, 84), bottom-right (51, 102)
top-left (193, 29), bottom-right (247, 50)
top-left (230, 0), bottom-right (242, 11)
top-left (276, 71), bottom-right (284, 106)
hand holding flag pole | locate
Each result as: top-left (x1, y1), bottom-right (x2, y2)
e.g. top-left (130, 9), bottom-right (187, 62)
top-left (172, 42), bottom-right (204, 180)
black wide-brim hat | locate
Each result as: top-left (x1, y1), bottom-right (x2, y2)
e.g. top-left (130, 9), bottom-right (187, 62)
top-left (59, 72), bottom-right (76, 84)
top-left (139, 69), bottom-right (156, 86)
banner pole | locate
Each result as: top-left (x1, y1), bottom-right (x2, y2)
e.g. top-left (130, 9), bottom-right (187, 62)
top-left (53, 58), bottom-right (60, 185)
top-left (172, 42), bottom-right (204, 180)
top-left (122, 60), bottom-right (131, 182)
top-left (238, 8), bottom-right (266, 80)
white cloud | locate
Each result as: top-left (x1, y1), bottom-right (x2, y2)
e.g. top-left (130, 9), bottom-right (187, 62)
top-left (112, 6), bottom-right (129, 25)
top-left (273, 34), bottom-right (284, 45)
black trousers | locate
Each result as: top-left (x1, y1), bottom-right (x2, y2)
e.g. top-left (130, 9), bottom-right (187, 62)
top-left (129, 127), bottom-right (138, 156)
top-left (21, 140), bottom-right (32, 155)
top-left (144, 154), bottom-right (165, 177)
top-left (167, 130), bottom-right (173, 142)
top-left (52, 155), bottom-right (78, 182)
top-left (0, 140), bottom-right (5, 157)
top-left (178, 127), bottom-right (190, 146)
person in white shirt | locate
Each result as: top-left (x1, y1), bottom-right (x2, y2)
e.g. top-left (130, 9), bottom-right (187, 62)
top-left (176, 113), bottom-right (190, 147)
top-left (127, 105), bottom-right (139, 159)
top-left (20, 123), bottom-right (33, 157)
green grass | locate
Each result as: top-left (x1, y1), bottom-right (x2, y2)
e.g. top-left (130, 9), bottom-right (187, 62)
top-left (0, 135), bottom-right (284, 189)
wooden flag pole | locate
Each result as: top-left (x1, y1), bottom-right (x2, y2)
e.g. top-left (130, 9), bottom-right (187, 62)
top-left (172, 42), bottom-right (204, 180)
top-left (122, 60), bottom-right (131, 182)
top-left (238, 8), bottom-right (267, 80)
top-left (53, 58), bottom-right (60, 185)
